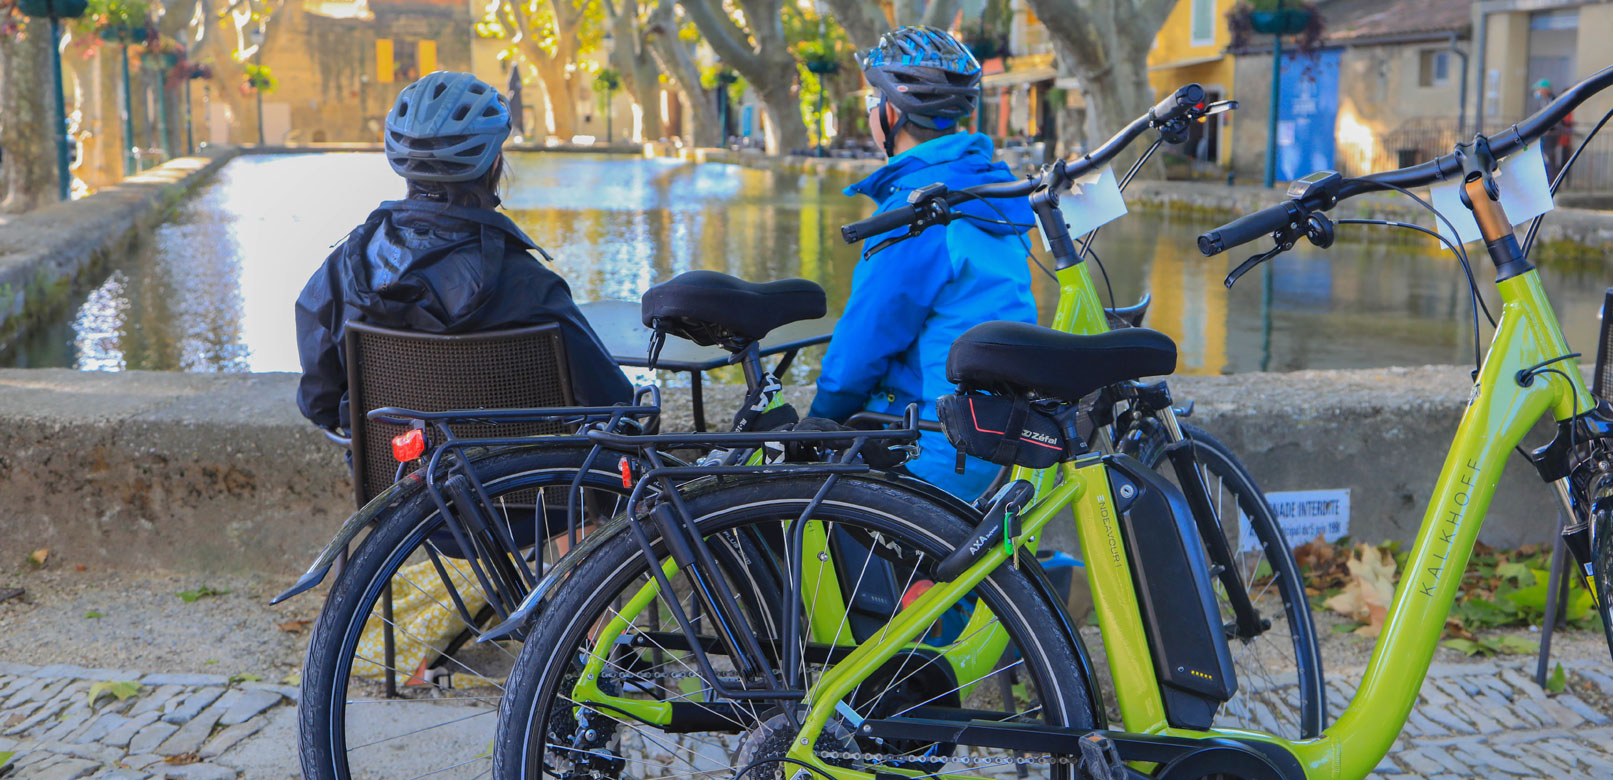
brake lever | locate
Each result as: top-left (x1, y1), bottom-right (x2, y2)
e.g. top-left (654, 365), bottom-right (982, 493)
top-left (1224, 242), bottom-right (1290, 289)
top-left (865, 233), bottom-right (911, 258)
top-left (1223, 210), bottom-right (1333, 288)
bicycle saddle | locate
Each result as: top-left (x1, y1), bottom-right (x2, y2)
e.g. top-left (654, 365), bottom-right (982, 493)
top-left (641, 270), bottom-right (827, 348)
top-left (947, 321), bottom-right (1178, 403)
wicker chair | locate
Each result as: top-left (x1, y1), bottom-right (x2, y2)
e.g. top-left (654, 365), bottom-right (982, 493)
top-left (343, 320), bottom-right (575, 507)
top-left (335, 320), bottom-right (576, 697)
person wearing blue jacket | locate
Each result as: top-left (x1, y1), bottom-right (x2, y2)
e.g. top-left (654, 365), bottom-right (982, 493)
top-left (808, 27), bottom-right (1037, 499)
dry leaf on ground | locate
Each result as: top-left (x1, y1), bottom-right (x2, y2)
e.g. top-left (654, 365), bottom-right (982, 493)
top-left (1324, 543), bottom-right (1398, 636)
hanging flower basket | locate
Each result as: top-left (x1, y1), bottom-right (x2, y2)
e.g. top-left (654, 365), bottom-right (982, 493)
top-left (99, 22), bottom-right (148, 43)
top-left (805, 60), bottom-right (840, 75)
top-left (1249, 8), bottom-right (1313, 35)
top-left (18, 0), bottom-right (87, 18)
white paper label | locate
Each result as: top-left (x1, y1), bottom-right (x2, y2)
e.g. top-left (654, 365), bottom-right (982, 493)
top-left (1237, 488), bottom-right (1351, 553)
top-left (1429, 142), bottom-right (1555, 246)
top-left (1059, 165), bottom-right (1128, 238)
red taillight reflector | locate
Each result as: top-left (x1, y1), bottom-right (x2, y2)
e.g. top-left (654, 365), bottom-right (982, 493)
top-left (392, 429), bottom-right (426, 462)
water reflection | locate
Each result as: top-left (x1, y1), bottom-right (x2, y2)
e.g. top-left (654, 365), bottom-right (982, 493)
top-left (4, 151), bottom-right (1608, 383)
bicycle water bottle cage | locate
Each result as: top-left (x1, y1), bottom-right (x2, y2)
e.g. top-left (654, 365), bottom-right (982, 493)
top-left (1455, 134), bottom-right (1499, 209)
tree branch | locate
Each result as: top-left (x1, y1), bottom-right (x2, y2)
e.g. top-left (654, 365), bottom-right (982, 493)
top-left (677, 0), bottom-right (759, 73)
top-left (822, 0), bottom-right (886, 52)
top-left (919, 0), bottom-right (962, 29)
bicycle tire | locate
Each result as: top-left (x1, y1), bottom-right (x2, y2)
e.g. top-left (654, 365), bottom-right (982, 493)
top-left (1134, 422), bottom-right (1326, 739)
top-left (1594, 507), bottom-right (1613, 662)
top-left (494, 474), bottom-right (1097, 780)
top-left (299, 445), bottom-right (634, 780)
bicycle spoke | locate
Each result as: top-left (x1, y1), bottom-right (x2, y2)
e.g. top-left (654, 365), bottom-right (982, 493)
top-left (349, 707), bottom-right (496, 751)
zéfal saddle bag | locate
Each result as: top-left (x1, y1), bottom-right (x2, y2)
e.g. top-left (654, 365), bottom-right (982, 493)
top-left (935, 391), bottom-right (1077, 470)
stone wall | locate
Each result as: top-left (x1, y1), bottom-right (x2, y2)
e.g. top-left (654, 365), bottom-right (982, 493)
top-left (0, 366), bottom-right (1575, 576)
top-left (0, 150), bottom-right (237, 356)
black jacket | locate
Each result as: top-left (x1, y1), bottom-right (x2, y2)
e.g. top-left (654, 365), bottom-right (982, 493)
top-left (294, 199), bottom-right (632, 430)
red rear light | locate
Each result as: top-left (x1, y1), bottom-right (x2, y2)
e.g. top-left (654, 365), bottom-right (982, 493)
top-left (392, 429), bottom-right (426, 462)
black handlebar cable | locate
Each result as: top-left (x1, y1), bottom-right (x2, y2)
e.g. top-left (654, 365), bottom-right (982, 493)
top-left (1337, 217), bottom-right (1485, 372)
top-left (1520, 105), bottom-right (1613, 262)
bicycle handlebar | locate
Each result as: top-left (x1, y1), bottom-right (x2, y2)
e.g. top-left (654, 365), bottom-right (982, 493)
top-left (1198, 64), bottom-right (1613, 257)
top-left (840, 83), bottom-right (1216, 244)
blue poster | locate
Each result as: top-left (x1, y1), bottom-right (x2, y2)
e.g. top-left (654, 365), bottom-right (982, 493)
top-left (1276, 48), bottom-right (1340, 181)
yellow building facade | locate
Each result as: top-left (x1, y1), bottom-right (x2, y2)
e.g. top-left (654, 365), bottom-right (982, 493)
top-left (1147, 0), bottom-right (1238, 167)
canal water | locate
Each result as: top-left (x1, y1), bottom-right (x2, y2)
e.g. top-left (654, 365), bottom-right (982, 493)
top-left (5, 152), bottom-right (1609, 385)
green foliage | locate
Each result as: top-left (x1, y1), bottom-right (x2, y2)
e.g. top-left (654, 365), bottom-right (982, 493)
top-left (1547, 662), bottom-right (1567, 693)
top-left (243, 63), bottom-right (276, 94)
top-left (84, 610), bottom-right (103, 618)
top-left (87, 680), bottom-right (141, 708)
top-left (593, 66), bottom-right (620, 93)
top-left (177, 584), bottom-right (229, 603)
top-left (784, 4), bottom-right (851, 144)
top-left (701, 65), bottom-right (745, 108)
top-left (82, 0), bottom-right (149, 36)
top-left (477, 0), bottom-right (605, 60)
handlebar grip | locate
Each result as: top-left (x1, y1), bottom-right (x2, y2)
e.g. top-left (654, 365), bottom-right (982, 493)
top-left (841, 204), bottom-right (918, 244)
top-left (1197, 201), bottom-right (1304, 256)
top-left (1151, 83), bottom-right (1206, 124)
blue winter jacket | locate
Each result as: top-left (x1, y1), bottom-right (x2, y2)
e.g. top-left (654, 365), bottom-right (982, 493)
top-left (808, 133), bottom-right (1038, 499)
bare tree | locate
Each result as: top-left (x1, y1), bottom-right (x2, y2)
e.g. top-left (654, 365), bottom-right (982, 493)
top-left (501, 0), bottom-right (594, 140)
top-left (1025, 0), bottom-right (1173, 170)
top-left (895, 0), bottom-right (962, 28)
top-left (642, 0), bottom-right (719, 146)
top-left (677, 0), bottom-right (806, 154)
top-left (823, 0), bottom-right (965, 63)
top-left (602, 0), bottom-right (662, 140)
top-left (1, 16), bottom-right (61, 213)
top-left (822, 0), bottom-right (885, 52)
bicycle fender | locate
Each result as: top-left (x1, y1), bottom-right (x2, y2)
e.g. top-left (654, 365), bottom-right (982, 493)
top-left (270, 472), bottom-right (429, 605)
top-left (480, 509), bottom-right (640, 642)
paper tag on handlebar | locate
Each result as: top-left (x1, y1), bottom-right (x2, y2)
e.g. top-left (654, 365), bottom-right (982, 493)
top-left (1429, 142), bottom-right (1554, 246)
top-left (1060, 166), bottom-right (1128, 239)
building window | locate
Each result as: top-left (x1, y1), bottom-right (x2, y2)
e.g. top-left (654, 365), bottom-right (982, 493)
top-left (1418, 50), bottom-right (1450, 88)
top-left (1190, 0), bottom-right (1216, 46)
top-left (376, 38), bottom-right (394, 84)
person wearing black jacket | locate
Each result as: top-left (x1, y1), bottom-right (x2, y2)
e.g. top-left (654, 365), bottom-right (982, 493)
top-left (294, 71), bottom-right (630, 431)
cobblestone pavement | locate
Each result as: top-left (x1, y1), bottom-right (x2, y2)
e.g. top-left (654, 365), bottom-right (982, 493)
top-left (5, 657), bottom-right (1613, 778)
top-left (1335, 659), bottom-right (1613, 780)
top-left (0, 663), bottom-right (296, 780)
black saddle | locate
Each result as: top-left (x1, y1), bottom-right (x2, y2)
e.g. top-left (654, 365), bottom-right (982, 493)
top-left (947, 321), bottom-right (1178, 403)
top-left (641, 270), bottom-right (827, 348)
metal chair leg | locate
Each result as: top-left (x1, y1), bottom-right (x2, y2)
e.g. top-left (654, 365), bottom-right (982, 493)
top-left (691, 370), bottom-right (707, 432)
top-left (384, 581), bottom-right (397, 699)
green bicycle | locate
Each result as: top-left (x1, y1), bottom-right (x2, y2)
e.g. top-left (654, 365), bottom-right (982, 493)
top-left (486, 87), bottom-right (1343, 780)
top-left (489, 67), bottom-right (1613, 780)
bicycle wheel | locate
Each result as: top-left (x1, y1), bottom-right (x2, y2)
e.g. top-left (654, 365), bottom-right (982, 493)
top-left (494, 474), bottom-right (1097, 780)
top-left (300, 445), bottom-right (635, 780)
top-left (1594, 505), bottom-right (1613, 661)
top-left (1132, 422), bottom-right (1325, 739)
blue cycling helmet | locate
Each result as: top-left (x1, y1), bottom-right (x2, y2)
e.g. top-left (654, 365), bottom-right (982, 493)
top-left (384, 71), bottom-right (511, 183)
top-left (861, 25), bottom-right (981, 154)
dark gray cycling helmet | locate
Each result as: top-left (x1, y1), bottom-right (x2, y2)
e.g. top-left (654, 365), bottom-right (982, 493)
top-left (862, 26), bottom-right (982, 133)
top-left (384, 71), bottom-right (511, 183)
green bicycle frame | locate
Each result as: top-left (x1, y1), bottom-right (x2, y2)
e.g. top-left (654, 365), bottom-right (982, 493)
top-left (564, 233), bottom-right (1130, 726)
top-left (784, 200), bottom-right (1596, 780)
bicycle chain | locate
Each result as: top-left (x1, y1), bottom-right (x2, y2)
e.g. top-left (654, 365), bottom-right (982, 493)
top-left (814, 750), bottom-right (1070, 766)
